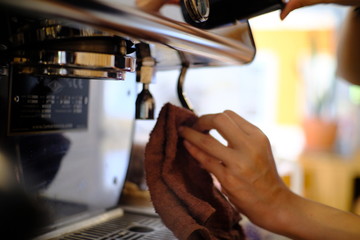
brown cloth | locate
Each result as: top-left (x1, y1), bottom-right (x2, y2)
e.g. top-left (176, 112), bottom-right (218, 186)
top-left (145, 103), bottom-right (245, 240)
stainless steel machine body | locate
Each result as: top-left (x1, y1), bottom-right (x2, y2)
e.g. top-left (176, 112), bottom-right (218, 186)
top-left (0, 1), bottom-right (256, 239)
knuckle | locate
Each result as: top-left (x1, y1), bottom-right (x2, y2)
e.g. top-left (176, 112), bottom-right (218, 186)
top-left (223, 110), bottom-right (235, 116)
top-left (198, 135), bottom-right (215, 149)
top-left (211, 112), bottom-right (229, 128)
top-left (252, 128), bottom-right (270, 145)
top-left (259, 133), bottom-right (271, 147)
top-left (248, 145), bottom-right (264, 160)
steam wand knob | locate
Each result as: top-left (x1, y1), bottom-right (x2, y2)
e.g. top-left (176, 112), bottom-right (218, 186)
top-left (135, 42), bottom-right (156, 120)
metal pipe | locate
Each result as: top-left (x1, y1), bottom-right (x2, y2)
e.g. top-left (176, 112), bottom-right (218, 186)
top-left (177, 51), bottom-right (194, 112)
top-left (0, 0), bottom-right (255, 65)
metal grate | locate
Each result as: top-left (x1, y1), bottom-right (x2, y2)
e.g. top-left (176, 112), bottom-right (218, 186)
top-left (57, 212), bottom-right (176, 240)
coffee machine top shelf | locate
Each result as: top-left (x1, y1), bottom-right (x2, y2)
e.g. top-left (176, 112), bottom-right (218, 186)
top-left (0, 0), bottom-right (255, 69)
top-left (0, 0), bottom-right (256, 69)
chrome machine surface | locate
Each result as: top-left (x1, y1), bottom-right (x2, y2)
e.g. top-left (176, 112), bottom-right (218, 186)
top-left (0, 0), bottom-right (256, 239)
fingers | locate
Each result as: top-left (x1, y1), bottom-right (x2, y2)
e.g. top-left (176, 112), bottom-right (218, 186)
top-left (136, 0), bottom-right (179, 12)
top-left (179, 110), bottom-right (271, 173)
top-left (179, 126), bottom-right (237, 166)
top-left (222, 110), bottom-right (259, 135)
top-left (166, 0), bottom-right (180, 4)
top-left (136, 0), bottom-right (165, 11)
top-left (182, 140), bottom-right (226, 177)
top-left (193, 110), bottom-right (263, 148)
top-left (279, 0), bottom-right (352, 20)
top-left (280, 0), bottom-right (319, 20)
top-left (191, 111), bottom-right (252, 149)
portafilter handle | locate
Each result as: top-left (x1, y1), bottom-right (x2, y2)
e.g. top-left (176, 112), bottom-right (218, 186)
top-left (135, 43), bottom-right (156, 120)
top-left (181, 0), bottom-right (285, 29)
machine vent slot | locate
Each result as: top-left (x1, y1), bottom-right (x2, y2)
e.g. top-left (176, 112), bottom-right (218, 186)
top-left (57, 212), bottom-right (176, 240)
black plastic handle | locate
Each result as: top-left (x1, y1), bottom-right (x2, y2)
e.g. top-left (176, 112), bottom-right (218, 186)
top-left (181, 0), bottom-right (284, 29)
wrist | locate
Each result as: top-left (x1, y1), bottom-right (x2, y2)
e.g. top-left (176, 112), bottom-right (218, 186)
top-left (269, 190), bottom-right (303, 237)
top-left (248, 184), bottom-right (296, 235)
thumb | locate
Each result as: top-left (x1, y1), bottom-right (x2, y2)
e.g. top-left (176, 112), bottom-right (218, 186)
top-left (280, 0), bottom-right (316, 20)
top-left (136, 0), bottom-right (167, 11)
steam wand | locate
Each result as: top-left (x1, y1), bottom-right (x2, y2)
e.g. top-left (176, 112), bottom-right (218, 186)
top-left (177, 51), bottom-right (194, 112)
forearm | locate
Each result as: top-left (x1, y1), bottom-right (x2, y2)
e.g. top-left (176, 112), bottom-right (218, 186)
top-left (337, 7), bottom-right (360, 85)
top-left (281, 0), bottom-right (360, 19)
top-left (269, 191), bottom-right (360, 240)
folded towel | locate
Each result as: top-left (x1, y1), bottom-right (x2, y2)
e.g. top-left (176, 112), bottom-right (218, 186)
top-left (145, 103), bottom-right (245, 240)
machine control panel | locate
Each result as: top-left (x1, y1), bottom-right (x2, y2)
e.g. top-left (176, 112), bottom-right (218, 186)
top-left (8, 68), bottom-right (89, 134)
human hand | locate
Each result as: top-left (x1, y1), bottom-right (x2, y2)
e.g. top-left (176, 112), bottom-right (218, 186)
top-left (281, 0), bottom-right (360, 19)
top-left (178, 110), bottom-right (291, 231)
top-left (135, 0), bottom-right (180, 12)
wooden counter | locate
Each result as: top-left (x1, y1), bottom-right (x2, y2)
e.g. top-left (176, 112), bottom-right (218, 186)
top-left (299, 151), bottom-right (360, 212)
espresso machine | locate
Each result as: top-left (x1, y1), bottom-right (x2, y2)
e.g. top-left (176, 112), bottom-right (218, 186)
top-left (0, 0), bottom-right (256, 239)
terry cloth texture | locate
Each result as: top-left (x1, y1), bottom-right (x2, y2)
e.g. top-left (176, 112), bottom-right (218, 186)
top-left (144, 103), bottom-right (245, 240)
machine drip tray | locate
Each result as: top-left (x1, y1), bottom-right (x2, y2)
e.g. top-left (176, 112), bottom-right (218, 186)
top-left (56, 211), bottom-right (176, 240)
